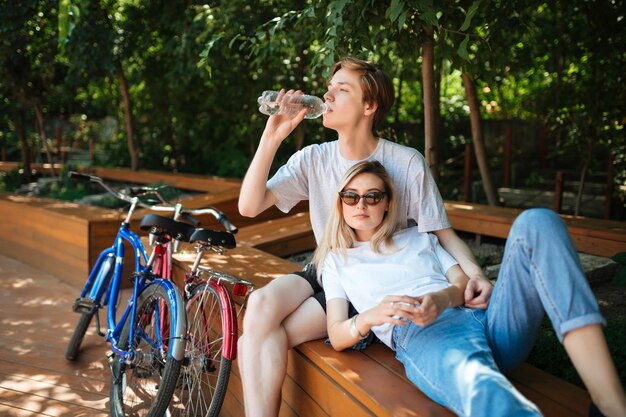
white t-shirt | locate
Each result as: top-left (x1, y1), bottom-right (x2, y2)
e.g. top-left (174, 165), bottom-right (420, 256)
top-left (267, 139), bottom-right (450, 243)
top-left (321, 227), bottom-right (459, 349)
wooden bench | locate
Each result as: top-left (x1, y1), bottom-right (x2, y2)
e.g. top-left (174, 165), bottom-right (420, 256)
top-left (236, 211), bottom-right (316, 256)
top-left (171, 244), bottom-right (592, 417)
top-left (444, 201), bottom-right (626, 257)
top-left (0, 193), bottom-right (121, 288)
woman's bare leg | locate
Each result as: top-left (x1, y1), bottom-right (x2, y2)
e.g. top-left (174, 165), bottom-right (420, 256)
top-left (563, 324), bottom-right (626, 417)
top-left (238, 274), bottom-right (326, 417)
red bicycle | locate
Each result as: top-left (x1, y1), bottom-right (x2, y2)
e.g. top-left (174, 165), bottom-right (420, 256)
top-left (167, 207), bottom-right (254, 417)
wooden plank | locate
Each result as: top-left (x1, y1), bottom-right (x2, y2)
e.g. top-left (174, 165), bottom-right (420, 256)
top-left (92, 166), bottom-right (241, 193)
top-left (509, 363), bottom-right (590, 416)
top-left (444, 201), bottom-right (626, 257)
top-left (286, 347), bottom-right (375, 417)
top-left (298, 341), bottom-right (451, 417)
top-left (237, 212), bottom-right (316, 256)
top-left (0, 387), bottom-right (107, 417)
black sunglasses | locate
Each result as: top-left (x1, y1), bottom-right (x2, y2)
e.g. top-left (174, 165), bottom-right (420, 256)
top-left (338, 191), bottom-right (387, 206)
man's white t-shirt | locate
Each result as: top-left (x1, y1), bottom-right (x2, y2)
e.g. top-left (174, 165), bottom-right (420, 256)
top-left (267, 139), bottom-right (450, 243)
top-left (321, 227), bottom-right (459, 349)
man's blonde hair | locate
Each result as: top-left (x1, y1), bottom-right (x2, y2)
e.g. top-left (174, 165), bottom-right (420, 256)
top-left (330, 57), bottom-right (395, 131)
top-left (313, 160), bottom-right (400, 271)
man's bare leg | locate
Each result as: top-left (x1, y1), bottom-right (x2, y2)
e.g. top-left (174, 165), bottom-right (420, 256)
top-left (563, 324), bottom-right (626, 417)
top-left (238, 274), bottom-right (326, 417)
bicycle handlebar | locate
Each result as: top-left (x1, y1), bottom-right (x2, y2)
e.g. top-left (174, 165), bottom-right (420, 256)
top-left (68, 171), bottom-right (238, 234)
top-left (180, 207), bottom-right (238, 234)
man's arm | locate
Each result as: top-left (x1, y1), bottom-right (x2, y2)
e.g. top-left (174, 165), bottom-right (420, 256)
top-left (238, 139), bottom-right (280, 217)
top-left (238, 94), bottom-right (307, 218)
top-left (433, 227), bottom-right (493, 309)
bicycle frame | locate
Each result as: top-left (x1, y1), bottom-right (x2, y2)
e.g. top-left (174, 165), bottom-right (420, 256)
top-left (77, 220), bottom-right (185, 361)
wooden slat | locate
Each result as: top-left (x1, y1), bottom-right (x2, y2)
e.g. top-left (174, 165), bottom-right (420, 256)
top-left (91, 166), bottom-right (241, 193)
top-left (237, 212), bottom-right (316, 256)
top-left (445, 201), bottom-right (626, 257)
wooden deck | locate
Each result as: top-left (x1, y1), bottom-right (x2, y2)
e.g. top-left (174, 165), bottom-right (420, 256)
top-left (0, 254), bottom-right (110, 416)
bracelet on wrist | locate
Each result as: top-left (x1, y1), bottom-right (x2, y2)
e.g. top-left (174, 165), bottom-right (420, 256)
top-left (350, 314), bottom-right (370, 340)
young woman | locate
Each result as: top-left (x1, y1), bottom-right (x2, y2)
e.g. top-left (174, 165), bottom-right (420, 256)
top-left (237, 57), bottom-right (493, 417)
top-left (318, 160), bottom-right (626, 417)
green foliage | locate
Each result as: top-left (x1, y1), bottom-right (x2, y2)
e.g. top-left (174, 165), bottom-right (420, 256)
top-left (0, 0), bottom-right (623, 214)
top-left (611, 253), bottom-right (626, 288)
top-left (0, 168), bottom-right (34, 192)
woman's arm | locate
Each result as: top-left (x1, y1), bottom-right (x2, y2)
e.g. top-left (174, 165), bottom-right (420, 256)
top-left (326, 296), bottom-right (418, 351)
top-left (433, 227), bottom-right (493, 308)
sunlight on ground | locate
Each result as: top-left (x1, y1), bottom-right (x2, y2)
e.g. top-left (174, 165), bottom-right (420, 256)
top-left (10, 277), bottom-right (35, 288)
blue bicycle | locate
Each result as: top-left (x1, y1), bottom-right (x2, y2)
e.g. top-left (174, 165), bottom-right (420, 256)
top-left (64, 172), bottom-right (193, 417)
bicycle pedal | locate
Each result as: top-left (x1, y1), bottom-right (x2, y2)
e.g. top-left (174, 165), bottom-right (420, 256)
top-left (72, 297), bottom-right (97, 315)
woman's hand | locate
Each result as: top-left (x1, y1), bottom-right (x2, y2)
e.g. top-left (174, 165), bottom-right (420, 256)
top-left (408, 292), bottom-right (448, 326)
top-left (261, 89), bottom-right (307, 147)
top-left (364, 292), bottom-right (451, 329)
top-left (361, 295), bottom-right (422, 328)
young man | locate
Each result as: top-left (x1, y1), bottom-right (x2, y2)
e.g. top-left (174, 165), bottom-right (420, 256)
top-left (237, 57), bottom-right (493, 417)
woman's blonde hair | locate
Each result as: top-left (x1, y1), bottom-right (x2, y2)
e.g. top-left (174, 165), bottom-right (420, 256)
top-left (313, 160), bottom-right (400, 270)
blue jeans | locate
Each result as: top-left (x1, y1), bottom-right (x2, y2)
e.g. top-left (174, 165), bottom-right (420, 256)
top-left (392, 209), bottom-right (605, 417)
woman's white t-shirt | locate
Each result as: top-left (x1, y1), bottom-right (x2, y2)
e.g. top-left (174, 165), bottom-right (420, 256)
top-left (321, 227), bottom-right (458, 349)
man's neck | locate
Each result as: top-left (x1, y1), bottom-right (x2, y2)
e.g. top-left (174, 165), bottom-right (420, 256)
top-left (337, 129), bottom-right (379, 161)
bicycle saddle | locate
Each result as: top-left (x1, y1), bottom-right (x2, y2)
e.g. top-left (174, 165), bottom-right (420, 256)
top-left (189, 228), bottom-right (236, 249)
top-left (139, 214), bottom-right (196, 242)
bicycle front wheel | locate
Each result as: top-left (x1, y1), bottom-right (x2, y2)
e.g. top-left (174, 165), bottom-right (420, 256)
top-left (110, 283), bottom-right (184, 417)
top-left (170, 282), bottom-right (232, 417)
top-left (65, 311), bottom-right (94, 361)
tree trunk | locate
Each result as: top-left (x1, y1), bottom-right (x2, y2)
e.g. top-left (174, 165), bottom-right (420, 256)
top-left (421, 27), bottom-right (439, 181)
top-left (574, 141), bottom-right (593, 216)
top-left (462, 72), bottom-right (499, 206)
top-left (34, 103), bottom-right (56, 177)
top-left (14, 109), bottom-right (31, 179)
top-left (116, 61), bottom-right (139, 171)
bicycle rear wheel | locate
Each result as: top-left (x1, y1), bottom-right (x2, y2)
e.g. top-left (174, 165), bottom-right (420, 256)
top-left (110, 283), bottom-right (183, 417)
top-left (170, 282), bottom-right (231, 417)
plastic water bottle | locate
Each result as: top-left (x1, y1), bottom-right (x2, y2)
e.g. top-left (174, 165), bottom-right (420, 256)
top-left (257, 90), bottom-right (328, 119)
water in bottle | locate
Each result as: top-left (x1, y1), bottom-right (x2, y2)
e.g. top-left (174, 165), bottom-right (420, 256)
top-left (257, 90), bottom-right (328, 119)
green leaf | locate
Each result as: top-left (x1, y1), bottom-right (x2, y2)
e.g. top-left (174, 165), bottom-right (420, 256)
top-left (419, 10), bottom-right (438, 26)
top-left (457, 35), bottom-right (470, 61)
top-left (58, 0), bottom-right (80, 48)
top-left (612, 252), bottom-right (626, 265)
top-left (612, 266), bottom-right (626, 288)
top-left (460, 1), bottom-right (480, 32)
top-left (398, 11), bottom-right (407, 30)
top-left (387, 0), bottom-right (405, 22)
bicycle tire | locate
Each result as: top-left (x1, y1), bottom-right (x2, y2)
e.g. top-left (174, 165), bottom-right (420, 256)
top-left (109, 283), bottom-right (184, 417)
top-left (65, 312), bottom-right (94, 361)
top-left (169, 282), bottom-right (231, 417)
